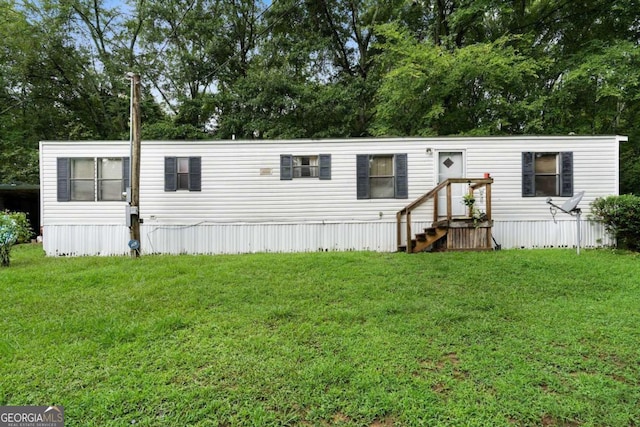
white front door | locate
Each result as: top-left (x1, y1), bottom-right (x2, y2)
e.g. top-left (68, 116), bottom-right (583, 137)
top-left (437, 151), bottom-right (466, 217)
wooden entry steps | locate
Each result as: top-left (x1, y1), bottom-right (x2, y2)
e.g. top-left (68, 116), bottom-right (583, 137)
top-left (398, 226), bottom-right (448, 253)
top-left (396, 178), bottom-right (494, 253)
top-left (398, 219), bottom-right (493, 253)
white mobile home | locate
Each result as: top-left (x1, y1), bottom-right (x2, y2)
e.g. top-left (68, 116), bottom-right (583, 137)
top-left (39, 136), bottom-right (625, 256)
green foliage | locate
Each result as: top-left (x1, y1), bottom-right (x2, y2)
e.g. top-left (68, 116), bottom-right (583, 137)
top-left (142, 121), bottom-right (210, 140)
top-left (0, 210), bottom-right (33, 266)
top-left (0, 214), bottom-right (17, 266)
top-left (371, 25), bottom-right (541, 136)
top-left (2, 0), bottom-right (640, 185)
top-left (591, 195), bottom-right (640, 251)
top-left (3, 210), bottom-right (34, 244)
top-left (620, 141), bottom-right (640, 194)
top-left (2, 246), bottom-right (640, 425)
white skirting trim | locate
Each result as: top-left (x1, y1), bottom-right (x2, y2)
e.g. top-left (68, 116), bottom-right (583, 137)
top-left (42, 219), bottom-right (614, 256)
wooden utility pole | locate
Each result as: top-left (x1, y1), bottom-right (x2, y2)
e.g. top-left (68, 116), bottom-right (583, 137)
top-left (129, 73), bottom-right (142, 258)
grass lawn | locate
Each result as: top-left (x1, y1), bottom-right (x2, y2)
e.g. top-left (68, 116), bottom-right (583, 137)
top-left (1, 244), bottom-right (639, 426)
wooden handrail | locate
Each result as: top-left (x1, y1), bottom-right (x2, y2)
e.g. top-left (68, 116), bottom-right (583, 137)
top-left (398, 178), bottom-right (493, 215)
top-left (397, 178), bottom-right (494, 252)
top-left (398, 180), bottom-right (450, 214)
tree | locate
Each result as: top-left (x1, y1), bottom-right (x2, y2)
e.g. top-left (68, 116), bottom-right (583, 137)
top-left (2, 0), bottom-right (640, 192)
top-left (371, 24), bottom-right (540, 136)
top-left (0, 0), bottom-right (168, 184)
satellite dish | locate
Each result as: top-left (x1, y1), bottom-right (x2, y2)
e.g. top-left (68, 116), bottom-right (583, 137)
top-left (560, 190), bottom-right (585, 213)
top-left (546, 191), bottom-right (585, 255)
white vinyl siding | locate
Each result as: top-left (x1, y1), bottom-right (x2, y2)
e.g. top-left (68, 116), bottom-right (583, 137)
top-left (40, 136), bottom-right (624, 255)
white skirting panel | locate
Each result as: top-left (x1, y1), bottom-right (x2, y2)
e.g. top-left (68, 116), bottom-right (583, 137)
top-left (43, 220), bottom-right (614, 256)
top-left (492, 219), bottom-right (614, 249)
top-left (43, 225), bottom-right (130, 256)
top-left (141, 221), bottom-right (398, 255)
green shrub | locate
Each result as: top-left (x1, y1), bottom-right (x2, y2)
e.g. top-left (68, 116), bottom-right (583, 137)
top-left (591, 195), bottom-right (640, 251)
top-left (0, 215), bottom-right (17, 266)
top-left (2, 210), bottom-right (34, 244)
top-left (0, 211), bottom-right (34, 267)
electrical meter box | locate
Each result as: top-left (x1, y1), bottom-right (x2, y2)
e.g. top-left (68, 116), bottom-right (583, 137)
top-left (125, 205), bottom-right (138, 227)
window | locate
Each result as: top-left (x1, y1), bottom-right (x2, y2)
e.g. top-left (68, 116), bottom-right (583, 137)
top-left (177, 158), bottom-right (190, 190)
top-left (57, 157), bottom-right (129, 202)
top-left (356, 153), bottom-right (408, 199)
top-left (294, 156), bottom-right (318, 178)
top-left (70, 158), bottom-right (95, 201)
top-left (280, 154), bottom-right (331, 180)
top-left (522, 152), bottom-right (573, 197)
top-left (98, 158), bottom-right (125, 201)
top-left (369, 155), bottom-right (394, 198)
top-left (164, 157), bottom-right (201, 191)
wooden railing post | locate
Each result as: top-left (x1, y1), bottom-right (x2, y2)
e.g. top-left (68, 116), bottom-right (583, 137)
top-left (485, 181), bottom-right (492, 222)
top-left (433, 193), bottom-right (439, 223)
top-left (446, 183), bottom-right (452, 221)
top-left (467, 183), bottom-right (475, 217)
top-left (396, 211), bottom-right (402, 249)
top-left (406, 212), bottom-right (412, 253)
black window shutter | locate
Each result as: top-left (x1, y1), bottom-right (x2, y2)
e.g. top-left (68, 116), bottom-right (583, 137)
top-left (560, 152), bottom-right (573, 197)
top-left (164, 157), bottom-right (177, 191)
top-left (280, 155), bottom-right (293, 180)
top-left (189, 157), bottom-right (201, 191)
top-left (122, 157), bottom-right (130, 197)
top-left (395, 153), bottom-right (408, 199)
top-left (522, 152), bottom-right (535, 197)
top-left (319, 154), bottom-right (331, 180)
top-left (57, 157), bottom-right (70, 202)
top-left (356, 154), bottom-right (370, 199)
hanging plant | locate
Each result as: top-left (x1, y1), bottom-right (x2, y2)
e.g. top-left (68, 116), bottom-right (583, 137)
top-left (462, 193), bottom-right (476, 208)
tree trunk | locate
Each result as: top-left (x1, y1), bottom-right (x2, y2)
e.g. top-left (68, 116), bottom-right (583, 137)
top-left (0, 246), bottom-right (10, 267)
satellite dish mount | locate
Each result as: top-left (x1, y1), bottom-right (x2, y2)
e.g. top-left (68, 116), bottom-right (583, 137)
top-left (546, 191), bottom-right (585, 255)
